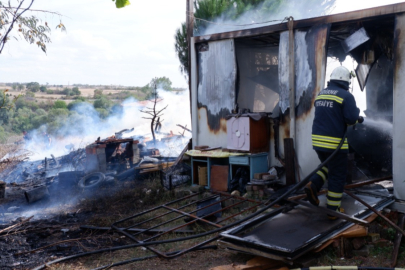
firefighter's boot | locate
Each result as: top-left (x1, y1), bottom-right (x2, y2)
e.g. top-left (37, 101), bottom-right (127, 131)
top-left (304, 181), bottom-right (320, 206)
top-left (327, 207), bottom-right (345, 220)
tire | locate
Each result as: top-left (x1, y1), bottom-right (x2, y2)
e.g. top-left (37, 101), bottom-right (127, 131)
top-left (78, 172), bottom-right (105, 189)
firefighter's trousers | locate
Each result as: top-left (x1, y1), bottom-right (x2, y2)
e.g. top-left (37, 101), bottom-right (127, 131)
top-left (309, 150), bottom-right (347, 211)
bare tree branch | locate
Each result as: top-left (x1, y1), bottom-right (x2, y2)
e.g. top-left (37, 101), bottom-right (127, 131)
top-left (139, 80), bottom-right (168, 146)
top-left (0, 0), bottom-right (35, 54)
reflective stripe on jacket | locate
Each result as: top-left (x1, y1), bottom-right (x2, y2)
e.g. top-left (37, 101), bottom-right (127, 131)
top-left (312, 81), bottom-right (360, 152)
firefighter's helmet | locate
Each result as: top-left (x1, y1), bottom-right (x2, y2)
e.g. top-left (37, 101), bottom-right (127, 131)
top-left (330, 66), bottom-right (351, 84)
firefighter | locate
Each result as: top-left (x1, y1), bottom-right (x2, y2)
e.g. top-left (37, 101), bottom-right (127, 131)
top-left (304, 66), bottom-right (364, 220)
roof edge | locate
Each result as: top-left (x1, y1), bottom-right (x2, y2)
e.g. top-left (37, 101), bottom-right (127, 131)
top-left (194, 2), bottom-right (405, 43)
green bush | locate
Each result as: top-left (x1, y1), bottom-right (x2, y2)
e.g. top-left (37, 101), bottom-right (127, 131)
top-left (35, 108), bottom-right (47, 116)
top-left (75, 96), bottom-right (86, 101)
top-left (0, 126), bottom-right (7, 143)
top-left (31, 115), bottom-right (48, 129)
top-left (11, 107), bottom-right (34, 133)
top-left (67, 100), bottom-right (86, 110)
top-left (93, 96), bottom-right (112, 110)
top-left (53, 100), bottom-right (67, 109)
top-left (96, 108), bottom-right (109, 119)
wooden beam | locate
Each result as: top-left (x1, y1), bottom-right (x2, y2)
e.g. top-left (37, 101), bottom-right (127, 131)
top-left (284, 138), bottom-right (296, 185)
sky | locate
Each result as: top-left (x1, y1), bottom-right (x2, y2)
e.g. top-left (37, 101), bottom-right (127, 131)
top-left (0, 0), bottom-right (188, 88)
top-left (1, 0), bottom-right (403, 88)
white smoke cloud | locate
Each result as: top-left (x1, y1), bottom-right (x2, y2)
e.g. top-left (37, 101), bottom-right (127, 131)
top-left (24, 90), bottom-right (191, 160)
top-left (197, 0), bottom-right (336, 36)
top-left (197, 0), bottom-right (403, 36)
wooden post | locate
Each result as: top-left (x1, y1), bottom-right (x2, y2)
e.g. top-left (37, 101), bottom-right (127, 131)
top-left (186, 0), bottom-right (194, 117)
top-left (288, 17), bottom-right (295, 142)
top-left (284, 138), bottom-right (296, 185)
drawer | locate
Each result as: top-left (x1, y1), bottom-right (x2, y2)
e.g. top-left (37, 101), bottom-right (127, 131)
top-left (229, 155), bottom-right (249, 165)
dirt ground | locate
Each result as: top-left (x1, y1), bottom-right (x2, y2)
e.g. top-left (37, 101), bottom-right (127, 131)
top-left (0, 180), bottom-right (403, 270)
top-left (0, 145), bottom-right (404, 269)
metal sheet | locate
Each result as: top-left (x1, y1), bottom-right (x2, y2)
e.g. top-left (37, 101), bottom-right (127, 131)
top-left (341, 27), bottom-right (370, 53)
top-left (197, 39), bottom-right (236, 147)
top-left (191, 37), bottom-right (198, 149)
top-left (220, 192), bottom-right (393, 260)
top-left (393, 13), bottom-right (405, 200)
top-left (197, 196), bottom-right (222, 218)
top-left (278, 31), bottom-right (290, 114)
top-left (278, 25), bottom-right (330, 114)
top-left (355, 63), bottom-right (372, 91)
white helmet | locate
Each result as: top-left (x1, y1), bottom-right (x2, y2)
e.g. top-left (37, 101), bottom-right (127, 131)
top-left (330, 66), bottom-right (351, 84)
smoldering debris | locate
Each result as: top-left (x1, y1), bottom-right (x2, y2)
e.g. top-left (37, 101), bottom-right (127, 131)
top-left (0, 126), bottom-right (193, 269)
top-left (0, 128), bottom-right (192, 224)
top-left (21, 89), bottom-right (191, 161)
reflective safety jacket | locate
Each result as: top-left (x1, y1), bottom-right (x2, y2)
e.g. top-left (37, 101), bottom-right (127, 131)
top-left (312, 81), bottom-right (360, 152)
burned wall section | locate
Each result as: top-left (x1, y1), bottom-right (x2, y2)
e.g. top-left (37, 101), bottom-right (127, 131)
top-left (365, 55), bottom-right (393, 119)
top-left (276, 24), bottom-right (330, 178)
top-left (197, 39), bottom-right (236, 147)
top-left (278, 24), bottom-right (331, 115)
top-left (393, 12), bottom-right (405, 200)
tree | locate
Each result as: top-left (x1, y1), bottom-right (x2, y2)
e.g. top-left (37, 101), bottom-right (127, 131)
top-left (72, 87), bottom-right (81, 96)
top-left (26, 82), bottom-right (40, 92)
top-left (0, 0), bottom-right (66, 55)
top-left (175, 23), bottom-right (189, 79)
top-left (0, 89), bottom-right (20, 112)
top-left (62, 87), bottom-right (73, 96)
top-left (93, 96), bottom-right (112, 110)
top-left (67, 100), bottom-right (85, 110)
top-left (112, 0), bottom-right (131, 8)
top-left (39, 86), bottom-right (47, 92)
top-left (150, 77), bottom-right (173, 91)
top-left (140, 82), bottom-right (168, 146)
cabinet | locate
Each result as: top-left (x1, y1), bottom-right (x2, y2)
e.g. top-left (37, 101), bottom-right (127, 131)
top-left (226, 116), bottom-right (269, 153)
top-left (191, 157), bottom-right (229, 188)
top-left (229, 152), bottom-right (268, 181)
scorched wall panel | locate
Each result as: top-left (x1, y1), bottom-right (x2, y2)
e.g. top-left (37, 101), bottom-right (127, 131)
top-left (393, 13), bottom-right (405, 200)
top-left (278, 24), bottom-right (330, 179)
top-left (197, 39), bottom-right (236, 147)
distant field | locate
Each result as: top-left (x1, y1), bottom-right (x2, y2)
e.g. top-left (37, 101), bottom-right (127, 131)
top-left (4, 88), bottom-right (140, 102)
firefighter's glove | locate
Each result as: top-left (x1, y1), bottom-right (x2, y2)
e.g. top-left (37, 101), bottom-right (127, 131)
top-left (357, 116), bottom-right (364, 124)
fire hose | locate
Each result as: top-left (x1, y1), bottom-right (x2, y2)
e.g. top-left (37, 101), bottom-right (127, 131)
top-left (33, 134), bottom-right (349, 269)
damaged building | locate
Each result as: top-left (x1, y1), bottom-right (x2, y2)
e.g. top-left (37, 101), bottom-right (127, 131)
top-left (189, 3), bottom-right (401, 191)
top-left (185, 2), bottom-right (405, 262)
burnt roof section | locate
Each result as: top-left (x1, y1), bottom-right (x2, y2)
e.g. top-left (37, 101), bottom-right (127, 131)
top-left (194, 2), bottom-right (405, 43)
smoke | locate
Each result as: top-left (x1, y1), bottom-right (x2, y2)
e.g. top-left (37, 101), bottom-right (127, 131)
top-left (23, 89), bottom-right (191, 160)
top-left (197, 0), bottom-right (337, 36)
top-left (362, 118), bottom-right (393, 137)
top-left (196, 0), bottom-right (403, 36)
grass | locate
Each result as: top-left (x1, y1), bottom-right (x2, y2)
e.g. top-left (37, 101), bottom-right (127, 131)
top-left (369, 245), bottom-right (393, 257)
